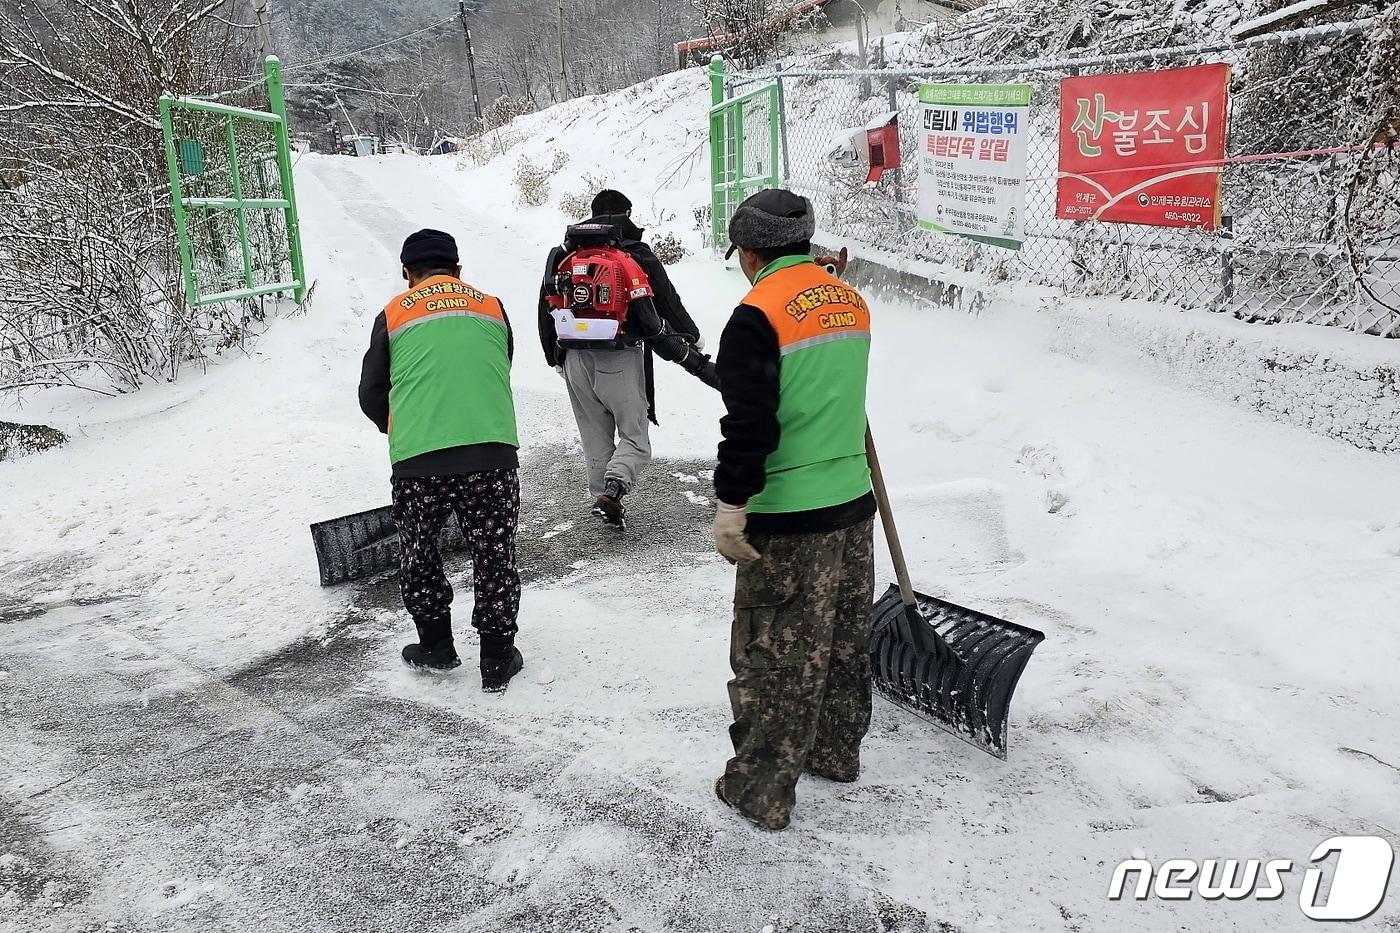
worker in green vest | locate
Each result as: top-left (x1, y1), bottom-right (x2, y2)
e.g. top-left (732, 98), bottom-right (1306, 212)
top-left (710, 190), bottom-right (876, 831)
top-left (358, 229), bottom-right (524, 693)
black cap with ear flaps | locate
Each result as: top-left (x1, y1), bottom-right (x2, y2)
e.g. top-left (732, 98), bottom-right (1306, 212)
top-left (400, 229), bottom-right (459, 267)
top-left (725, 188), bottom-right (817, 259)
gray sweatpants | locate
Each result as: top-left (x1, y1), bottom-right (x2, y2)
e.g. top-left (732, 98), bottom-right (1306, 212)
top-left (563, 346), bottom-right (651, 497)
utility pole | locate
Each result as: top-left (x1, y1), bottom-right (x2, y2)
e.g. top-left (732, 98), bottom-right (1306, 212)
top-left (458, 0), bottom-right (483, 130)
top-left (554, 0), bottom-right (568, 101)
top-left (253, 0), bottom-right (274, 60)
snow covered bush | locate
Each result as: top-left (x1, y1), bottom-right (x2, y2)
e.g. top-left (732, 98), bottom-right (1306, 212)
top-left (692, 204), bottom-right (714, 248)
top-left (558, 173), bottom-right (611, 220)
top-left (651, 233), bottom-right (689, 265)
top-left (557, 189), bottom-right (592, 219)
top-left (458, 129), bottom-right (524, 167)
top-left (512, 152), bottom-right (570, 208)
top-left (0, 421), bottom-right (67, 462)
top-left (513, 157), bottom-right (553, 207)
top-left (486, 94), bottom-right (534, 131)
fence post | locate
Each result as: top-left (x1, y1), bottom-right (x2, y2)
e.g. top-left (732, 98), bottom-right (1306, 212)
top-left (709, 56), bottom-right (727, 249)
top-left (767, 84), bottom-right (781, 189)
top-left (710, 54), bottom-right (725, 108)
top-left (159, 96), bottom-right (198, 309)
top-left (733, 95), bottom-right (746, 204)
top-left (265, 55), bottom-right (307, 303)
top-left (775, 63), bottom-right (791, 183)
top-left (855, 8), bottom-right (871, 100)
top-left (884, 39), bottom-right (898, 113)
top-left (1219, 214), bottom-right (1235, 310)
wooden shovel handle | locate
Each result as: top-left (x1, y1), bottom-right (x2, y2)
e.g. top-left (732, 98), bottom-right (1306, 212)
top-left (865, 426), bottom-right (918, 610)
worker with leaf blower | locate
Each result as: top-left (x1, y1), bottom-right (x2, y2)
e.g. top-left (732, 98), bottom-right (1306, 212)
top-left (358, 229), bottom-right (525, 694)
top-left (537, 189), bottom-right (718, 531)
top-left (710, 189), bottom-right (876, 831)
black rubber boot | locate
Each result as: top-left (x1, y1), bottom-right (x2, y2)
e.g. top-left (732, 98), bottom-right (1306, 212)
top-left (591, 479), bottom-right (627, 531)
top-left (402, 623), bottom-right (461, 672)
top-left (480, 635), bottom-right (524, 694)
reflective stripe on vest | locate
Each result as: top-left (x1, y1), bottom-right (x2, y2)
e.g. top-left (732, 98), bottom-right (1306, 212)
top-left (741, 262), bottom-right (872, 514)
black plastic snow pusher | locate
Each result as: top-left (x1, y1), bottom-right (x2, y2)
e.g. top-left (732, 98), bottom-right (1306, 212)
top-left (865, 429), bottom-right (1045, 759)
top-left (310, 505), bottom-right (467, 586)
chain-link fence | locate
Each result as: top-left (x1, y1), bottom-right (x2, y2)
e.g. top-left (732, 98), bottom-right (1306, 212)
top-left (724, 18), bottom-right (1400, 337)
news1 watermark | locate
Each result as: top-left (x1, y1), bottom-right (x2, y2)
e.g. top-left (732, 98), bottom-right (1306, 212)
top-left (1109, 836), bottom-right (1395, 921)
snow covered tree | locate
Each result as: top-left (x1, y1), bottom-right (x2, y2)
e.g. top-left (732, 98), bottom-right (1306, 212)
top-left (0, 0), bottom-right (261, 394)
top-left (1337, 3), bottom-right (1400, 327)
top-left (687, 0), bottom-right (828, 66)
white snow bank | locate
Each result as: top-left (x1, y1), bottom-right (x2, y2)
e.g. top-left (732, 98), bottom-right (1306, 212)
top-left (1045, 292), bottom-right (1400, 453)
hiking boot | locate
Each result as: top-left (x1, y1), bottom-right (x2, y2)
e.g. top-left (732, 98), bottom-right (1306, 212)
top-left (401, 627), bottom-right (461, 671)
top-left (480, 635), bottom-right (524, 694)
top-left (713, 775), bottom-right (789, 831)
top-left (591, 479), bottom-right (628, 530)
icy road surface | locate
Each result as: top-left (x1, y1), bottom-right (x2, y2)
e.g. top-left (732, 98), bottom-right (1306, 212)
top-left (4, 109), bottom-right (1400, 933)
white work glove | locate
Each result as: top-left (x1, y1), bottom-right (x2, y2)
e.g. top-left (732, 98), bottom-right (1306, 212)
top-left (713, 501), bottom-right (761, 564)
top-left (553, 365), bottom-right (565, 378)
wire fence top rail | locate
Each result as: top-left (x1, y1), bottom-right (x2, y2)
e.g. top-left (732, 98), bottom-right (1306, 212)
top-left (161, 94), bottom-right (284, 124)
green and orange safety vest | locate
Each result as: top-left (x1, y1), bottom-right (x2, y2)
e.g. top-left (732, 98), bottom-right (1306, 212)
top-left (383, 274), bottom-right (518, 464)
top-left (741, 257), bottom-right (872, 514)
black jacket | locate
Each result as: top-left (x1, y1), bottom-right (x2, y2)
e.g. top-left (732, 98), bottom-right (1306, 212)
top-left (714, 304), bottom-right (875, 535)
top-left (358, 304), bottom-right (519, 478)
top-left (536, 214), bottom-right (701, 368)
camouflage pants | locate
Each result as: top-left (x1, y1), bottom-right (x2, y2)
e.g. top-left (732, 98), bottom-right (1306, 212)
top-left (721, 517), bottom-right (875, 830)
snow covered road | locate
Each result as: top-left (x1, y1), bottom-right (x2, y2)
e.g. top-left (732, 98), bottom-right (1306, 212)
top-left (3, 99), bottom-right (1400, 932)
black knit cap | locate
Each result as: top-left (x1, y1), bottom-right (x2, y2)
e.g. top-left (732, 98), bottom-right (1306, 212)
top-left (400, 228), bottom-right (459, 268)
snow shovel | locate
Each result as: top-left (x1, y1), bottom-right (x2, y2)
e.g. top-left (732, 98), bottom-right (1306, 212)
top-left (865, 428), bottom-right (1045, 759)
top-left (310, 504), bottom-right (468, 586)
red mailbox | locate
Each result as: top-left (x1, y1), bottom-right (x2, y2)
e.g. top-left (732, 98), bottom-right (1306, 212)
top-left (865, 113), bottom-right (901, 183)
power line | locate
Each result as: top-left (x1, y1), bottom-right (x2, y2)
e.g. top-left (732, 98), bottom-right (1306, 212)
top-left (260, 16), bottom-right (457, 77)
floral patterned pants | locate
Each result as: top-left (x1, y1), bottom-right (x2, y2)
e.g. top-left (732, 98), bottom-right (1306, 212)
top-left (390, 470), bottom-right (521, 640)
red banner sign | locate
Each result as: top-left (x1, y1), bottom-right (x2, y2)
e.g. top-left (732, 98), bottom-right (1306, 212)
top-left (1056, 63), bottom-right (1230, 229)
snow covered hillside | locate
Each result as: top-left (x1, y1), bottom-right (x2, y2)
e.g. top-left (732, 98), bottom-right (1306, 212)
top-left (2, 67), bottom-right (1399, 932)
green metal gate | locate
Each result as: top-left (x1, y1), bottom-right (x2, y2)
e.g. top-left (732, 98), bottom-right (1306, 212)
top-left (708, 57), bottom-right (781, 250)
top-left (160, 56), bottom-right (307, 308)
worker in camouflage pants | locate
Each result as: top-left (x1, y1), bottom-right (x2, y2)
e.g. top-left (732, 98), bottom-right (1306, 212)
top-left (711, 191), bottom-right (878, 830)
top-left (724, 524), bottom-right (875, 828)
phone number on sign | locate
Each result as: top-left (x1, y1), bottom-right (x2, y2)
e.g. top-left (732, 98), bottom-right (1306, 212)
top-left (1163, 211), bottom-right (1203, 224)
